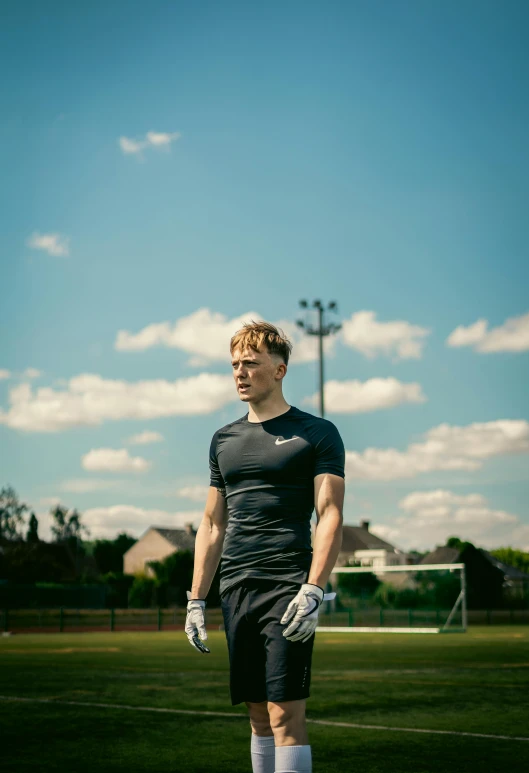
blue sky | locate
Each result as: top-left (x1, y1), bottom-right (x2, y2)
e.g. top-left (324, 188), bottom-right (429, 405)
top-left (1, 0), bottom-right (528, 550)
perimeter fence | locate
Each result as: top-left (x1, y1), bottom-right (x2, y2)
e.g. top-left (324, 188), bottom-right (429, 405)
top-left (2, 606), bottom-right (529, 634)
top-left (1, 607), bottom-right (223, 633)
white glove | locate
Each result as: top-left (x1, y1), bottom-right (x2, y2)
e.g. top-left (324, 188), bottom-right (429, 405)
top-left (185, 591), bottom-right (210, 654)
top-left (281, 583), bottom-right (335, 643)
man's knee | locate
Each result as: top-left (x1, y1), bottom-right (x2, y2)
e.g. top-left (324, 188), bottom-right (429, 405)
top-left (268, 699), bottom-right (308, 746)
top-left (268, 699), bottom-right (306, 732)
top-left (246, 700), bottom-right (273, 736)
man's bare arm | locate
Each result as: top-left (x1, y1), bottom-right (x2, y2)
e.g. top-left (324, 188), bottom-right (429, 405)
top-left (190, 486), bottom-right (228, 599)
top-left (307, 473), bottom-right (345, 589)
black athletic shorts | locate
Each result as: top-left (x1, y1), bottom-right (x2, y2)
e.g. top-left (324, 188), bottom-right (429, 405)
top-left (220, 579), bottom-right (315, 706)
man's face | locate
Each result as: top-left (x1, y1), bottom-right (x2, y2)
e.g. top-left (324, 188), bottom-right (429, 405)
top-left (231, 346), bottom-right (286, 403)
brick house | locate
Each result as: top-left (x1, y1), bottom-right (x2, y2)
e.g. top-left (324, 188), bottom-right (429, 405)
top-left (335, 520), bottom-right (409, 568)
top-left (123, 524), bottom-right (197, 576)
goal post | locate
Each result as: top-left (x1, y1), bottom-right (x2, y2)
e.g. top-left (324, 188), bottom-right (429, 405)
top-left (317, 563), bottom-right (467, 634)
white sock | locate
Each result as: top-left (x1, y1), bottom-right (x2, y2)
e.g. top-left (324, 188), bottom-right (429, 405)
top-left (275, 744), bottom-right (312, 773)
top-left (250, 734), bottom-right (275, 773)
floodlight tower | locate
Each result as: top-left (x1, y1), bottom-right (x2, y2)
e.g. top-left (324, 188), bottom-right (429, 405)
top-left (296, 299), bottom-right (341, 418)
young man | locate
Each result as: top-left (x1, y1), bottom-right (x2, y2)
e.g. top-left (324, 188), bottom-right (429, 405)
top-left (185, 321), bottom-right (345, 773)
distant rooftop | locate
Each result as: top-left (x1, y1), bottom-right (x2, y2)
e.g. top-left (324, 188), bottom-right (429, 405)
top-left (421, 545), bottom-right (529, 579)
top-left (151, 525), bottom-right (196, 552)
top-left (420, 546), bottom-right (460, 565)
top-left (341, 520), bottom-right (398, 553)
top-left (480, 549), bottom-right (529, 580)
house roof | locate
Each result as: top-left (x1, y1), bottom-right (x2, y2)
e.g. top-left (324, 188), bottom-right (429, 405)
top-left (341, 524), bottom-right (397, 553)
top-left (421, 545), bottom-right (529, 580)
top-left (152, 527), bottom-right (196, 552)
top-left (480, 550), bottom-right (529, 580)
top-left (420, 547), bottom-right (461, 565)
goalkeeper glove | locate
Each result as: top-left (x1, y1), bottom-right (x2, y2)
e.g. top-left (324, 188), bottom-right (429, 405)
top-left (185, 591), bottom-right (210, 654)
top-left (281, 583), bottom-right (335, 643)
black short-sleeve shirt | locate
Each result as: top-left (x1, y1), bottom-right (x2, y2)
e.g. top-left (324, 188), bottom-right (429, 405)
top-left (209, 406), bottom-right (345, 596)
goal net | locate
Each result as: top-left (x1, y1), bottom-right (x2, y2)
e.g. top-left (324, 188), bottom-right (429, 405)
top-left (317, 563), bottom-right (467, 634)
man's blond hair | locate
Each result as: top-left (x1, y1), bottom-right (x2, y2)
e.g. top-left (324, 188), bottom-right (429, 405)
top-left (230, 321), bottom-right (293, 365)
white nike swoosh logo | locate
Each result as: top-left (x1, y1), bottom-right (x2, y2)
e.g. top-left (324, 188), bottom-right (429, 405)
top-left (275, 436), bottom-right (300, 445)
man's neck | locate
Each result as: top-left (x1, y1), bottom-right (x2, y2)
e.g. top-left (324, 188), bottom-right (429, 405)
top-left (247, 394), bottom-right (291, 423)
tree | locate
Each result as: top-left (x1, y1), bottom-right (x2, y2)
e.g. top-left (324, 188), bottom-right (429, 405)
top-left (27, 513), bottom-right (39, 543)
top-left (337, 571), bottom-right (381, 605)
top-left (145, 549), bottom-right (221, 607)
top-left (1, 540), bottom-right (78, 583)
top-left (458, 543), bottom-right (505, 609)
top-left (93, 533), bottom-right (136, 574)
top-left (50, 505), bottom-right (89, 543)
top-left (50, 505), bottom-right (90, 578)
top-left (99, 571), bottom-right (135, 608)
top-left (446, 536), bottom-right (473, 552)
top-left (408, 549), bottom-right (427, 562)
top-left (128, 575), bottom-right (159, 608)
top-left (148, 550), bottom-right (194, 607)
top-left (0, 486), bottom-right (28, 541)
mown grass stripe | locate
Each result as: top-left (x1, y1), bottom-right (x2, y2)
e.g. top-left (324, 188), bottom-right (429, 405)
top-left (1, 695), bottom-right (528, 742)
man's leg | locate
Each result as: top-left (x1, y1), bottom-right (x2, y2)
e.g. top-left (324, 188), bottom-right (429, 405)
top-left (222, 586), bottom-right (271, 770)
top-left (268, 699), bottom-right (311, 772)
top-left (255, 582), bottom-right (315, 772)
top-left (246, 701), bottom-right (275, 773)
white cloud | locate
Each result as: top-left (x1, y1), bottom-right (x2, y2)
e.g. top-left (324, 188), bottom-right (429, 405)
top-left (381, 489), bottom-right (521, 550)
top-left (511, 524), bottom-right (529, 552)
top-left (0, 368), bottom-right (41, 381)
top-left (115, 308), bottom-right (331, 366)
top-left (453, 506), bottom-right (517, 524)
top-left (446, 312), bottom-right (529, 353)
top-left (59, 478), bottom-right (124, 494)
top-left (304, 377), bottom-right (426, 414)
top-left (341, 311), bottom-right (430, 360)
top-left (81, 505), bottom-right (202, 539)
top-left (0, 372), bottom-right (237, 432)
top-left (177, 485), bottom-right (209, 503)
top-left (399, 490), bottom-right (488, 512)
top-left (119, 130), bottom-right (181, 156)
top-left (370, 524), bottom-right (402, 544)
top-left (82, 448), bottom-right (151, 473)
top-left (345, 419), bottom-right (529, 480)
top-left (115, 308), bottom-right (263, 361)
top-left (39, 496), bottom-right (61, 508)
top-left (127, 430), bottom-right (164, 446)
top-left (145, 131), bottom-right (180, 147)
top-left (23, 368), bottom-right (41, 379)
top-left (119, 137), bottom-right (144, 154)
top-left (27, 232), bottom-right (69, 257)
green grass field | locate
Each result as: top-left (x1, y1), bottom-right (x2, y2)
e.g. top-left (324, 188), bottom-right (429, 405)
top-left (2, 626), bottom-right (528, 773)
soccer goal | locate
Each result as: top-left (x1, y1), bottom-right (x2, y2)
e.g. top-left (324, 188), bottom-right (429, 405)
top-left (317, 563), bottom-right (467, 634)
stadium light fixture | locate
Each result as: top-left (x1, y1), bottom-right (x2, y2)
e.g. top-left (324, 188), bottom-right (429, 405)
top-left (296, 299), bottom-right (342, 418)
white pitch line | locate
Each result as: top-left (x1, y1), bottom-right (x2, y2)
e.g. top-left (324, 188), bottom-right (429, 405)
top-left (308, 718), bottom-right (529, 742)
top-left (1, 695), bottom-right (528, 743)
top-left (0, 695), bottom-right (239, 720)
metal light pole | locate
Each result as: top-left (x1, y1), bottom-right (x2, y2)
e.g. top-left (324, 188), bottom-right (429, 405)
top-left (296, 300), bottom-right (341, 418)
